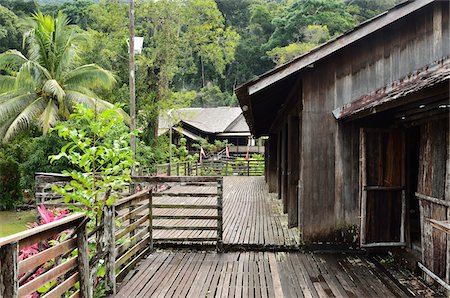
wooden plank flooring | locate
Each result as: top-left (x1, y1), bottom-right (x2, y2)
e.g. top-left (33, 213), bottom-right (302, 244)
top-left (152, 177), bottom-right (301, 247)
top-left (116, 252), bottom-right (416, 298)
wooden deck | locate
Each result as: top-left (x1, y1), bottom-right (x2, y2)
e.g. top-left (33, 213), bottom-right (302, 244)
top-left (116, 251), bottom-right (415, 297)
top-left (152, 176), bottom-right (300, 247)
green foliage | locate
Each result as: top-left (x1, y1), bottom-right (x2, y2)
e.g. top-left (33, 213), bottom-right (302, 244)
top-left (0, 5), bottom-right (22, 53)
top-left (0, 11), bottom-right (120, 142)
top-left (192, 138), bottom-right (230, 155)
top-left (192, 83), bottom-right (237, 107)
top-left (20, 132), bottom-right (72, 191)
top-left (267, 42), bottom-right (316, 65)
top-left (49, 104), bottom-right (138, 222)
top-left (265, 0), bottom-right (357, 51)
top-left (0, 155), bottom-right (21, 209)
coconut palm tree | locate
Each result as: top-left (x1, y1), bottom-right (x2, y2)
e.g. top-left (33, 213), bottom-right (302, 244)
top-left (0, 11), bottom-right (124, 142)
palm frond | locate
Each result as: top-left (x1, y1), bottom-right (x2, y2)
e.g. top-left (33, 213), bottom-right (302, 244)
top-left (14, 61), bottom-right (37, 90)
top-left (64, 64), bottom-right (116, 90)
top-left (39, 98), bottom-right (59, 134)
top-left (0, 118), bottom-right (15, 142)
top-left (0, 76), bottom-right (16, 93)
top-left (42, 79), bottom-right (65, 104)
top-left (0, 92), bottom-right (37, 120)
top-left (65, 90), bottom-right (129, 124)
top-left (0, 50), bottom-right (28, 70)
top-left (3, 97), bottom-right (46, 142)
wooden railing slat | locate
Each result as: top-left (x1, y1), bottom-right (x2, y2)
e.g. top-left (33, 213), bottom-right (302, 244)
top-left (152, 192), bottom-right (217, 197)
top-left (115, 189), bottom-right (150, 209)
top-left (19, 238), bottom-right (77, 274)
top-left (116, 228), bottom-right (148, 259)
top-left (116, 203), bottom-right (149, 223)
top-left (152, 226), bottom-right (217, 231)
top-left (115, 214), bottom-right (149, 241)
top-left (0, 213), bottom-right (85, 249)
top-left (18, 257), bottom-right (77, 297)
top-left (152, 204), bottom-right (219, 209)
top-left (115, 235), bottom-right (149, 269)
top-left (41, 272), bottom-right (79, 298)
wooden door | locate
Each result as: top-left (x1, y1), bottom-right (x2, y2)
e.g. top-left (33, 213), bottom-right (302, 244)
top-left (360, 128), bottom-right (406, 247)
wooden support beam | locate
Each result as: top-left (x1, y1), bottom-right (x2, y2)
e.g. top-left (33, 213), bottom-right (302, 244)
top-left (76, 219), bottom-right (91, 298)
top-left (104, 205), bottom-right (116, 295)
top-left (0, 242), bottom-right (18, 298)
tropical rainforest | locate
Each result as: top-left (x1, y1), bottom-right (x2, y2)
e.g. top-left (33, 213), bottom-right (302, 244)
top-left (0, 0), bottom-right (401, 208)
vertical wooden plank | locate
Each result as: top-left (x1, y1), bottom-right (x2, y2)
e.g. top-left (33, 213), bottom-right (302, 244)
top-left (0, 242), bottom-right (18, 298)
top-left (217, 178), bottom-right (224, 252)
top-left (76, 221), bottom-right (92, 298)
top-left (103, 206), bottom-right (116, 294)
top-left (359, 129), bottom-right (367, 246)
top-left (287, 115), bottom-right (300, 228)
top-left (268, 134), bottom-right (278, 193)
top-left (281, 124), bottom-right (288, 213)
top-left (148, 191), bottom-right (154, 252)
top-left (277, 129), bottom-right (282, 198)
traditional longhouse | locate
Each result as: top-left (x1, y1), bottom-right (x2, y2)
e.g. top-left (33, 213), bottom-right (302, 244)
top-left (158, 107), bottom-right (264, 155)
top-left (236, 0), bottom-right (449, 286)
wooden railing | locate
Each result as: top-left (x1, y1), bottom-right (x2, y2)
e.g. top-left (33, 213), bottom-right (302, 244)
top-left (154, 159), bottom-right (265, 177)
top-left (0, 213), bottom-right (90, 298)
top-left (1, 174), bottom-right (225, 296)
top-left (133, 176), bottom-right (224, 251)
top-left (114, 189), bottom-right (152, 283)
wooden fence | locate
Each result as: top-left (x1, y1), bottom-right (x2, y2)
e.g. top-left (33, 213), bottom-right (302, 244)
top-left (0, 213), bottom-right (90, 298)
top-left (1, 174), bottom-right (223, 297)
top-left (154, 159), bottom-right (264, 177)
top-left (134, 176), bottom-right (223, 250)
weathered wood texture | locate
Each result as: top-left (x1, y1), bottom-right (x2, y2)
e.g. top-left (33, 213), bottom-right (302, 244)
top-left (291, 1), bottom-right (450, 242)
top-left (0, 214), bottom-right (88, 298)
top-left (116, 251), bottom-right (422, 298)
top-left (287, 116), bottom-right (300, 228)
top-left (149, 177), bottom-right (300, 248)
top-left (267, 134), bottom-right (278, 193)
top-left (417, 119), bottom-right (449, 283)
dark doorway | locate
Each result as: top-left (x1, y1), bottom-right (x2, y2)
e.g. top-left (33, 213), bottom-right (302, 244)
top-left (360, 128), bottom-right (406, 247)
top-left (406, 127), bottom-right (421, 251)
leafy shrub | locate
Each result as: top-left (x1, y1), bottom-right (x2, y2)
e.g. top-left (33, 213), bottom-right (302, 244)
top-left (20, 133), bottom-right (72, 192)
top-left (0, 156), bottom-right (21, 209)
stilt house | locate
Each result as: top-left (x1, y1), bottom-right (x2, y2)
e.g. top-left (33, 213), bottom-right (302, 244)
top-left (236, 0), bottom-right (449, 286)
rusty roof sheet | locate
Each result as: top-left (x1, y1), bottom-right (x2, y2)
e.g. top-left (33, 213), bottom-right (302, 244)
top-left (333, 58), bottom-right (450, 120)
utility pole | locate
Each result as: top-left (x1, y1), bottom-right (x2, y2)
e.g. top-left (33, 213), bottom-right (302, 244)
top-left (129, 0), bottom-right (136, 173)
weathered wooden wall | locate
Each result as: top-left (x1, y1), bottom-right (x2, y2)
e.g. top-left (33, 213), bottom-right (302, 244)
top-left (417, 119), bottom-right (449, 283)
top-left (291, 1), bottom-right (449, 242)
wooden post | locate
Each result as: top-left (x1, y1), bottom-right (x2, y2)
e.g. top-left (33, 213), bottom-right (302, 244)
top-left (176, 163), bottom-right (180, 176)
top-left (187, 162), bottom-right (191, 176)
top-left (0, 242), bottom-right (18, 298)
top-left (217, 178), bottom-right (223, 252)
top-left (103, 205), bottom-right (116, 295)
top-left (149, 191), bottom-right (153, 251)
top-left (226, 160), bottom-right (229, 176)
top-left (195, 163), bottom-right (199, 176)
top-left (167, 163), bottom-right (171, 176)
top-left (247, 160), bottom-right (250, 176)
top-left (76, 220), bottom-right (92, 298)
